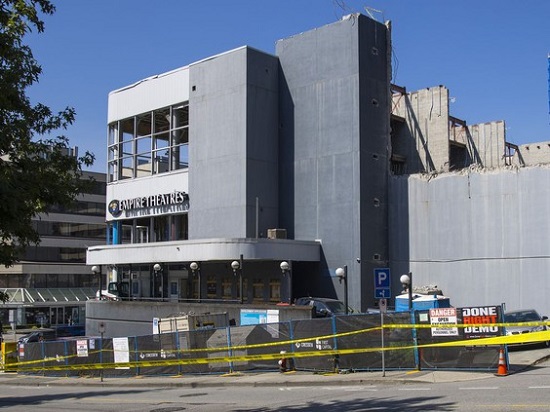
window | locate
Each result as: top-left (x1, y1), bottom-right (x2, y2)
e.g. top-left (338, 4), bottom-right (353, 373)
top-left (269, 279), bottom-right (281, 302)
top-left (207, 276), bottom-right (217, 298)
top-left (253, 279), bottom-right (264, 302)
top-left (108, 103), bottom-right (189, 182)
top-left (222, 277), bottom-right (232, 299)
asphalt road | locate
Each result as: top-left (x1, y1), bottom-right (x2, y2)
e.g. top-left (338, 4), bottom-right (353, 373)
top-left (1, 358), bottom-right (550, 412)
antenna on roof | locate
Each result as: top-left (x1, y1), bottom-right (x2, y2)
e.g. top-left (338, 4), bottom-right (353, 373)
top-left (364, 6), bottom-right (383, 22)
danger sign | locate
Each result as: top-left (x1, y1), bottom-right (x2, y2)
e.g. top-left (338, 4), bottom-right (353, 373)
top-left (429, 308), bottom-right (458, 336)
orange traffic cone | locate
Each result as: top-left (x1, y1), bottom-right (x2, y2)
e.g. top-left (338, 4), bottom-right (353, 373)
top-left (495, 347), bottom-right (508, 376)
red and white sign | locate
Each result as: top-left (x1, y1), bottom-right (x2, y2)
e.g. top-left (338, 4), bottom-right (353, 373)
top-left (429, 308), bottom-right (458, 336)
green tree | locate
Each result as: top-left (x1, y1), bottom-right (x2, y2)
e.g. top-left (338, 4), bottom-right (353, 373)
top-left (0, 0), bottom-right (94, 267)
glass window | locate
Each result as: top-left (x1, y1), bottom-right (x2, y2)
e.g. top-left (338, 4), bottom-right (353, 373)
top-left (222, 277), bottom-right (232, 298)
top-left (136, 136), bottom-right (151, 154)
top-left (121, 118), bottom-right (134, 141)
top-left (207, 276), bottom-right (217, 298)
top-left (154, 132), bottom-right (170, 150)
top-left (253, 279), bottom-right (264, 301)
top-left (121, 156), bottom-right (134, 179)
top-left (153, 216), bottom-right (169, 242)
top-left (136, 113), bottom-right (151, 137)
top-left (173, 105), bottom-right (189, 128)
top-left (122, 140), bottom-right (133, 156)
top-left (108, 161), bottom-right (116, 182)
top-left (136, 153), bottom-right (152, 177)
top-left (171, 127), bottom-right (188, 145)
top-left (108, 124), bottom-right (118, 146)
top-left (173, 144), bottom-right (189, 170)
top-left (154, 108), bottom-right (170, 133)
top-left (107, 103), bottom-right (189, 181)
top-left (269, 279), bottom-right (281, 302)
top-left (153, 150), bottom-right (169, 174)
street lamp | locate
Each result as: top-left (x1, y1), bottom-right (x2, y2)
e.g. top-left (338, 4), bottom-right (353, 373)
top-left (153, 263), bottom-right (163, 300)
top-left (335, 265), bottom-right (349, 315)
top-left (91, 265), bottom-right (102, 300)
top-left (190, 262), bottom-right (201, 302)
top-left (400, 272), bottom-right (413, 311)
top-left (231, 254), bottom-right (244, 304)
top-left (280, 261), bottom-right (291, 303)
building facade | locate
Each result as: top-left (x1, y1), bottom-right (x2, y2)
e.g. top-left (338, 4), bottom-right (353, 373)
top-left (88, 12), bottom-right (550, 317)
top-left (87, 14), bottom-right (389, 312)
top-left (0, 169), bottom-right (106, 327)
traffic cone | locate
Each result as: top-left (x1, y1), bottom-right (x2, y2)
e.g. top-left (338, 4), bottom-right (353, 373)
top-left (495, 346), bottom-right (508, 376)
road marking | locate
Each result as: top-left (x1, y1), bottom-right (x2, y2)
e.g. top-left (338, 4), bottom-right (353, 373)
top-left (343, 387), bottom-right (378, 392)
top-left (529, 386), bottom-right (550, 389)
top-left (459, 387), bottom-right (498, 390)
top-left (398, 387), bottom-right (431, 391)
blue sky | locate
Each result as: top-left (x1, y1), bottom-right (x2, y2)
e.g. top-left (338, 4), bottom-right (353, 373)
top-left (26, 0), bottom-right (550, 172)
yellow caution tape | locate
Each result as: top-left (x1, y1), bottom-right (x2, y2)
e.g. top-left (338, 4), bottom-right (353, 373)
top-left (11, 322), bottom-right (549, 372)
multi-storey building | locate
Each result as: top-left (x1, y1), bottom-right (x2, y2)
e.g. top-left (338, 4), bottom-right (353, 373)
top-left (0, 169), bottom-right (106, 328)
top-left (87, 12), bottom-right (550, 321)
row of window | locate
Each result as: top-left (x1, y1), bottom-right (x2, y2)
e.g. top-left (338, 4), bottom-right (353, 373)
top-left (193, 277), bottom-right (281, 303)
top-left (24, 247), bottom-right (90, 263)
top-left (33, 222), bottom-right (106, 239)
top-left (0, 273), bottom-right (96, 289)
top-left (48, 200), bottom-right (105, 217)
top-left (109, 215), bottom-right (188, 245)
top-left (108, 103), bottom-right (189, 182)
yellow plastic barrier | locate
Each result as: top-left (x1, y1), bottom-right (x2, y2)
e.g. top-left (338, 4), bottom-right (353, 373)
top-left (1, 341), bottom-right (18, 372)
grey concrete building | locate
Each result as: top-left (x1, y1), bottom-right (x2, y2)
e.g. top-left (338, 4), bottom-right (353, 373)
top-left (87, 14), bottom-right (389, 322)
top-left (0, 169), bottom-right (106, 328)
top-left (87, 11), bottom-right (550, 329)
top-left (389, 82), bottom-right (550, 315)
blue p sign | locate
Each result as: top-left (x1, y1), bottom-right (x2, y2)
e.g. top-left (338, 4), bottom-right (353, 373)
top-left (374, 268), bottom-right (391, 299)
top-left (374, 268), bottom-right (390, 288)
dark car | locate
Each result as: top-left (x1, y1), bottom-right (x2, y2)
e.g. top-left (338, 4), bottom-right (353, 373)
top-left (295, 297), bottom-right (348, 317)
top-left (17, 329), bottom-right (57, 344)
top-left (17, 325), bottom-right (85, 344)
top-left (504, 309), bottom-right (549, 349)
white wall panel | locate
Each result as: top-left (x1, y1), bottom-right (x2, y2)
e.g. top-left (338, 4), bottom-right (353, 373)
top-left (108, 66), bottom-right (189, 122)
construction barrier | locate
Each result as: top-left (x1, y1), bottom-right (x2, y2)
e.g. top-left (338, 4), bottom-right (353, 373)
top-left (13, 305), bottom-right (549, 377)
top-left (1, 341), bottom-right (18, 372)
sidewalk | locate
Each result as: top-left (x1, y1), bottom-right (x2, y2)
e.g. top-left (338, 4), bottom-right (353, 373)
top-left (1, 347), bottom-right (549, 388)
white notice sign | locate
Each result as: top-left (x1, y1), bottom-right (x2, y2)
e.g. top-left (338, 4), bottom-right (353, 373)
top-left (429, 308), bottom-right (459, 336)
top-left (76, 339), bottom-right (88, 357)
top-left (113, 337), bottom-right (130, 369)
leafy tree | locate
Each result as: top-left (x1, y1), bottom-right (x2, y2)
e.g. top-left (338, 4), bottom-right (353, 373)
top-left (0, 0), bottom-right (94, 267)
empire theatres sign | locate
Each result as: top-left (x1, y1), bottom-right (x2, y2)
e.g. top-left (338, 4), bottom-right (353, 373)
top-left (108, 191), bottom-right (189, 218)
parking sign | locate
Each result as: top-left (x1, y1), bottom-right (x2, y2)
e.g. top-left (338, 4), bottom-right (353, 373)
top-left (374, 268), bottom-right (391, 298)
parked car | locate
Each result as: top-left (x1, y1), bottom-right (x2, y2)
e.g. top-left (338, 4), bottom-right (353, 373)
top-left (18, 325), bottom-right (85, 344)
top-left (18, 329), bottom-right (57, 344)
top-left (295, 297), bottom-right (349, 317)
top-left (504, 309), bottom-right (549, 349)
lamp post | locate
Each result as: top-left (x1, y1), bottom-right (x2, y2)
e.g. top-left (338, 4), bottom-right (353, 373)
top-left (400, 272), bottom-right (413, 311)
top-left (153, 263), bottom-right (163, 300)
top-left (280, 261), bottom-right (291, 303)
top-left (231, 254), bottom-right (244, 304)
top-left (190, 262), bottom-right (201, 302)
top-left (91, 265), bottom-right (102, 300)
top-left (335, 265), bottom-right (349, 315)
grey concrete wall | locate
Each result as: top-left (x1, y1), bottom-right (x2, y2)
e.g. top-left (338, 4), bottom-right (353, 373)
top-left (188, 47), bottom-right (279, 239)
top-left (389, 165), bottom-right (550, 316)
top-left (392, 86), bottom-right (450, 173)
top-left (466, 121), bottom-right (507, 168)
top-left (515, 141), bottom-right (550, 167)
top-left (277, 14), bottom-right (390, 311)
top-left (86, 300), bottom-right (313, 338)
